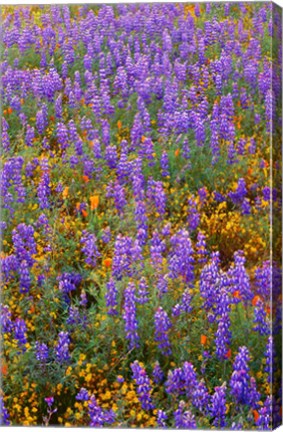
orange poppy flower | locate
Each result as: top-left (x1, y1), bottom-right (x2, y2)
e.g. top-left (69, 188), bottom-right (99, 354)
top-left (62, 187), bottom-right (69, 199)
top-left (103, 258), bottom-right (112, 268)
top-left (82, 175), bottom-right (89, 183)
top-left (81, 209), bottom-right (88, 218)
top-left (252, 295), bottom-right (261, 306)
top-left (225, 349), bottom-right (232, 359)
top-left (2, 363), bottom-right (8, 376)
top-left (117, 120), bottom-right (122, 130)
top-left (29, 305), bottom-right (36, 314)
top-left (253, 410), bottom-right (260, 423)
top-left (175, 149), bottom-right (180, 157)
top-left (200, 334), bottom-right (207, 345)
top-left (90, 195), bottom-right (99, 211)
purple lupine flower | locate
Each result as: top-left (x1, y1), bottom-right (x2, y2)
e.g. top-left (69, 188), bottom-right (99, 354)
top-left (196, 231), bottom-right (208, 264)
top-left (249, 377), bottom-right (261, 409)
top-left (80, 290), bottom-right (88, 307)
top-left (210, 383), bottom-right (227, 427)
top-left (0, 304), bottom-right (13, 333)
top-left (101, 227), bottom-right (111, 244)
top-left (88, 395), bottom-right (115, 427)
top-left (182, 361), bottom-right (198, 399)
top-left (152, 361), bottom-right (164, 384)
top-left (161, 223), bottom-right (171, 237)
top-left (105, 278), bottom-right (118, 315)
top-left (58, 272), bottom-right (81, 295)
top-left (210, 119), bottom-right (220, 164)
top-left (230, 346), bottom-right (250, 402)
top-left (249, 138), bottom-right (257, 154)
top-left (264, 336), bottom-right (272, 382)
top-left (215, 290), bottom-right (232, 360)
top-left (82, 157), bottom-right (95, 179)
top-left (172, 288), bottom-right (192, 317)
top-left (154, 307), bottom-right (172, 356)
top-left (255, 261), bottom-right (271, 301)
top-left (180, 288), bottom-right (192, 313)
top-left (37, 172), bottom-right (51, 209)
top-left (157, 410), bottom-right (167, 427)
top-left (241, 198), bottom-right (251, 215)
top-left (2, 157), bottom-right (26, 208)
top-left (123, 282), bottom-right (139, 349)
top-left (106, 181), bottom-right (127, 215)
top-left (168, 229), bottom-right (194, 285)
top-left (230, 346), bottom-right (260, 408)
top-left (136, 277), bottom-right (149, 304)
top-left (1, 254), bottom-right (18, 284)
top-left (157, 273), bottom-right (168, 297)
top-left (14, 318), bottom-right (27, 350)
top-left (150, 231), bottom-right (165, 269)
top-left (56, 122), bottom-right (69, 150)
top-left (2, 129), bottom-right (10, 152)
top-left (36, 109), bottom-right (46, 134)
top-left (182, 139), bottom-right (191, 160)
top-left (192, 380), bottom-right (210, 413)
top-left (55, 94), bottom-right (63, 118)
top-left (174, 401), bottom-right (196, 429)
top-left (198, 187), bottom-right (207, 204)
top-left (105, 145), bottom-right (118, 169)
top-left (228, 178), bottom-right (247, 205)
top-left (194, 3), bottom-right (200, 16)
top-left (117, 150), bottom-right (131, 182)
top-left (131, 158), bottom-right (145, 201)
top-left (112, 235), bottom-right (133, 280)
top-left (0, 395), bottom-right (10, 426)
top-left (134, 200), bottom-right (148, 230)
top-left (81, 230), bottom-right (100, 267)
top-left (187, 196), bottom-right (200, 231)
top-left (139, 137), bottom-right (154, 163)
top-left (149, 180), bottom-right (166, 216)
top-left (67, 306), bottom-right (85, 326)
top-left (265, 89), bottom-right (274, 133)
top-left (256, 396), bottom-right (271, 429)
top-left (76, 388), bottom-right (90, 401)
top-left (35, 342), bottom-right (49, 362)
top-left (237, 138), bottom-right (246, 156)
top-left (231, 251), bottom-right (253, 303)
top-left (192, 112), bottom-right (205, 147)
top-left (160, 151), bottom-right (170, 177)
top-left (253, 299), bottom-right (270, 335)
top-left (200, 252), bottom-right (221, 313)
top-left (25, 125), bottom-right (35, 146)
top-left (165, 366), bottom-right (184, 395)
top-left (231, 422), bottom-right (244, 430)
top-left (19, 259), bottom-right (31, 293)
top-left (131, 360), bottom-right (155, 410)
top-left (55, 331), bottom-right (71, 362)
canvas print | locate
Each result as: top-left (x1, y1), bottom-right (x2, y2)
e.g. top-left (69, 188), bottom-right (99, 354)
top-left (0, 1), bottom-right (282, 429)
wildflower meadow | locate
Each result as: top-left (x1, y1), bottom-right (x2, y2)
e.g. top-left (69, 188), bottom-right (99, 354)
top-left (1, 2), bottom-right (282, 429)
